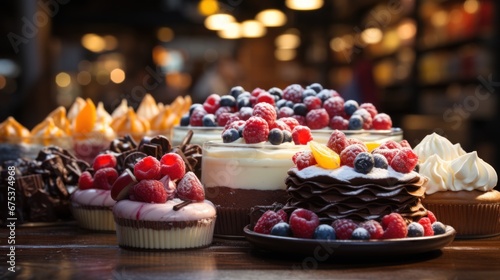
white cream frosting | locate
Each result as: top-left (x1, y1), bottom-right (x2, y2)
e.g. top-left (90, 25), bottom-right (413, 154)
top-left (414, 133), bottom-right (497, 194)
top-left (71, 189), bottom-right (115, 207)
top-left (113, 198), bottom-right (216, 221)
top-left (293, 165), bottom-right (420, 182)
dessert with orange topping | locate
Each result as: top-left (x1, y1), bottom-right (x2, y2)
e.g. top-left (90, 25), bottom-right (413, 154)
top-left (0, 117), bottom-right (32, 162)
top-left (150, 95), bottom-right (191, 139)
top-left (110, 107), bottom-right (150, 142)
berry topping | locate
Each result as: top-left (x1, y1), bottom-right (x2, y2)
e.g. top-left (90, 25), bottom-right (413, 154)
top-left (373, 153), bottom-right (389, 169)
top-left (202, 114), bottom-right (217, 127)
top-left (323, 96), bottom-right (346, 118)
top-left (256, 92), bottom-right (275, 105)
top-left (432, 222), bottom-right (446, 235)
top-left (279, 117), bottom-right (300, 131)
top-left (238, 107), bottom-right (253, 121)
top-left (283, 84), bottom-right (304, 103)
top-left (176, 171), bottom-right (205, 202)
top-left (351, 227), bottom-right (371, 240)
top-left (254, 210), bottom-right (284, 234)
top-left (242, 116), bottom-right (269, 144)
top-left (111, 169), bottom-right (138, 201)
top-left (289, 208), bottom-right (320, 239)
top-left (78, 171), bottom-right (94, 190)
top-left (372, 113), bottom-right (392, 130)
top-left (270, 119), bottom-right (291, 132)
top-left (390, 147), bottom-right (419, 173)
top-left (219, 95), bottom-right (236, 107)
top-left (203, 94), bottom-right (221, 114)
top-left (134, 156), bottom-right (161, 181)
top-left (313, 224), bottom-right (336, 240)
top-left (359, 103), bottom-right (378, 118)
top-left (292, 103), bottom-right (308, 116)
top-left (309, 140), bottom-right (340, 169)
top-left (381, 213), bottom-right (408, 239)
top-left (372, 148), bottom-right (399, 165)
top-left (278, 106), bottom-right (295, 118)
top-left (93, 167), bottom-right (118, 190)
top-left (222, 128), bottom-right (240, 143)
top-left (348, 114), bottom-right (363, 130)
top-left (344, 100), bottom-right (359, 116)
top-left (160, 153), bottom-right (186, 181)
top-left (359, 220), bottom-right (384, 239)
top-left (276, 209), bottom-right (288, 222)
top-left (352, 108), bottom-right (373, 129)
top-left (291, 125), bottom-right (313, 145)
top-left (130, 179), bottom-right (167, 203)
top-left (353, 152), bottom-right (374, 174)
top-left (332, 219), bottom-right (358, 240)
top-left (427, 210), bottom-right (437, 224)
top-left (340, 144), bottom-right (368, 167)
top-left (378, 140), bottom-right (402, 150)
top-left (230, 86), bottom-right (245, 98)
top-left (307, 82), bottom-right (323, 93)
top-left (306, 108), bottom-right (329, 129)
top-left (303, 96), bottom-right (322, 111)
top-left (407, 222), bottom-right (425, 237)
top-left (329, 116), bottom-right (349, 130)
top-left (189, 107), bottom-right (207, 126)
top-left (270, 222), bottom-right (292, 237)
top-left (399, 139), bottom-right (411, 148)
top-left (268, 128), bottom-right (284, 145)
top-left (217, 112), bottom-right (234, 126)
top-left (92, 153), bottom-right (117, 171)
top-left (293, 150), bottom-right (317, 170)
top-left (418, 217), bottom-right (434, 236)
top-left (252, 102), bottom-right (277, 126)
top-left (326, 129), bottom-right (348, 154)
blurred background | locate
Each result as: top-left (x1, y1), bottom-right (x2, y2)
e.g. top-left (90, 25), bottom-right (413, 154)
top-left (0, 0), bottom-right (498, 169)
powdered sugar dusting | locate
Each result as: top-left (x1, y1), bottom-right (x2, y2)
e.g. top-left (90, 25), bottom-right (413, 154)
top-left (292, 165), bottom-right (418, 182)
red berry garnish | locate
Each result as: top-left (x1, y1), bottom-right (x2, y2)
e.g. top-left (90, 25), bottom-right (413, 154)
top-left (332, 219), bottom-right (358, 240)
top-left (372, 148), bottom-right (399, 165)
top-left (111, 169), bottom-right (138, 201)
top-left (276, 209), bottom-right (288, 223)
top-left (252, 102), bottom-right (277, 126)
top-left (92, 153), bottom-right (117, 171)
top-left (238, 107), bottom-right (253, 121)
top-left (278, 107), bottom-right (294, 118)
top-left (399, 139), bottom-right (411, 148)
top-left (93, 167), bottom-right (118, 190)
top-left (427, 210), bottom-right (437, 224)
top-left (283, 84), bottom-right (304, 103)
top-left (372, 113), bottom-right (392, 130)
top-left (160, 153), bottom-right (186, 181)
top-left (291, 125), bottom-right (313, 145)
top-left (130, 179), bottom-right (167, 203)
top-left (189, 107), bottom-right (207, 126)
top-left (340, 144), bottom-right (368, 167)
top-left (360, 220), bottom-right (384, 239)
top-left (217, 112), bottom-right (234, 127)
top-left (390, 147), bottom-right (418, 173)
top-left (293, 150), bottom-right (317, 170)
top-left (323, 96), bottom-right (346, 118)
top-left (352, 109), bottom-right (373, 129)
top-left (279, 117), bottom-right (300, 131)
top-left (269, 120), bottom-right (291, 132)
top-left (381, 213), bottom-right (408, 239)
top-left (176, 171), bottom-right (205, 202)
top-left (305, 108), bottom-right (329, 129)
top-left (327, 129), bottom-right (348, 154)
top-left (289, 208), bottom-right (320, 239)
top-left (203, 94), bottom-right (221, 114)
top-left (223, 119), bottom-right (245, 134)
top-left (78, 171), bottom-right (94, 190)
top-left (134, 156), bottom-right (161, 181)
top-left (256, 92), bottom-right (275, 106)
top-left (254, 210), bottom-right (284, 234)
top-left (291, 115), bottom-right (306, 125)
top-left (329, 116), bottom-right (349, 130)
top-left (418, 217), bottom-right (434, 236)
top-left (303, 96), bottom-right (322, 111)
top-left (242, 116), bottom-right (269, 144)
top-left (378, 140), bottom-right (402, 150)
top-left (359, 103), bottom-right (378, 118)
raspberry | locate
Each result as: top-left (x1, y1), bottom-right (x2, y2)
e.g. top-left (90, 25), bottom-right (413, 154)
top-left (332, 219), bottom-right (358, 240)
top-left (283, 84), bottom-right (304, 103)
top-left (347, 138), bottom-right (366, 147)
top-left (326, 129), bottom-right (348, 154)
top-left (92, 153), bottom-right (117, 171)
top-left (217, 112), bottom-right (234, 126)
top-left (223, 119), bottom-right (245, 134)
top-left (270, 120), bottom-right (291, 132)
top-left (305, 108), bottom-right (329, 129)
top-left (323, 96), bottom-right (346, 118)
top-left (276, 209), bottom-right (288, 222)
top-left (203, 93), bottom-right (221, 114)
top-left (278, 106), bottom-right (294, 118)
top-left (340, 144), bottom-right (368, 167)
top-left (130, 179), bottom-right (167, 203)
top-left (289, 208), bottom-right (320, 239)
top-left (303, 96), bottom-right (322, 111)
top-left (160, 153), bottom-right (186, 181)
top-left (78, 171), bottom-right (94, 190)
top-left (279, 117), bottom-right (300, 131)
top-left (329, 116), bottom-right (349, 130)
top-left (252, 102), bottom-right (277, 126)
top-left (359, 103), bottom-right (378, 118)
top-left (215, 106), bottom-right (234, 119)
top-left (242, 116), bottom-right (269, 144)
top-left (254, 210), bottom-right (284, 234)
top-left (381, 213), bottom-right (408, 239)
top-left (293, 150), bottom-right (317, 170)
top-left (418, 217), bottom-right (434, 236)
top-left (134, 156), bottom-right (161, 181)
top-left (251, 87), bottom-right (265, 97)
top-left (360, 220), bottom-right (384, 239)
top-left (390, 147), bottom-right (419, 173)
top-left (176, 171), bottom-right (205, 202)
top-left (427, 210), bottom-right (437, 223)
top-left (238, 107), bottom-right (253, 121)
top-left (291, 125), bottom-right (313, 145)
top-left (372, 113), bottom-right (392, 130)
top-left (379, 140), bottom-right (402, 150)
top-left (189, 107), bottom-right (207, 126)
top-left (372, 148), bottom-right (399, 165)
top-left (352, 108), bottom-right (373, 129)
top-left (93, 167), bottom-right (118, 190)
top-left (256, 92), bottom-right (275, 105)
top-left (291, 115), bottom-right (306, 125)
top-left (399, 139), bottom-right (411, 148)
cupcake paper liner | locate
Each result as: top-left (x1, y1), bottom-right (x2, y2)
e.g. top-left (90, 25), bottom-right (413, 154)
top-left (72, 207), bottom-right (115, 231)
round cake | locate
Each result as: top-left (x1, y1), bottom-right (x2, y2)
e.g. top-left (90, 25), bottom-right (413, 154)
top-left (414, 133), bottom-right (499, 238)
top-left (71, 189), bottom-right (115, 231)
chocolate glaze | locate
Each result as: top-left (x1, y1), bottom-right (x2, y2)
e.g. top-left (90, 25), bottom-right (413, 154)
top-left (114, 217), bottom-right (215, 230)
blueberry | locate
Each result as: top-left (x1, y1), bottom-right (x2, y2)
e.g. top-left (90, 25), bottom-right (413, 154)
top-left (276, 99), bottom-right (288, 108)
top-left (432, 222), bottom-right (446, 235)
top-left (302, 88), bottom-right (317, 100)
top-left (238, 125), bottom-right (245, 137)
top-left (220, 95), bottom-right (236, 107)
top-left (282, 130), bottom-right (292, 143)
top-left (285, 100), bottom-right (295, 108)
top-left (316, 89), bottom-right (333, 102)
top-left (348, 115), bottom-right (363, 130)
top-left (351, 227), bottom-right (371, 240)
top-left (344, 100), bottom-right (359, 116)
top-left (237, 97), bottom-right (251, 109)
top-left (222, 128), bottom-right (240, 143)
top-left (293, 103), bottom-right (308, 116)
top-left (230, 86), bottom-right (245, 98)
top-left (373, 154), bottom-right (388, 169)
top-left (268, 87), bottom-right (283, 100)
top-left (407, 222), bottom-right (424, 237)
top-left (236, 91), bottom-right (251, 101)
top-left (189, 104), bottom-right (203, 116)
top-left (354, 152), bottom-right (374, 174)
top-left (202, 114), bottom-right (216, 127)
top-left (180, 114), bottom-right (190, 126)
top-left (271, 222), bottom-right (292, 237)
top-left (307, 83), bottom-right (323, 93)
top-left (268, 128), bottom-right (284, 145)
top-left (313, 224), bottom-right (336, 240)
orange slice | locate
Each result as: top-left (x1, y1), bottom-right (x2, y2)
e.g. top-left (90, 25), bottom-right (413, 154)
top-left (365, 142), bottom-right (381, 152)
top-left (74, 98), bottom-right (96, 134)
top-left (309, 140), bottom-right (340, 169)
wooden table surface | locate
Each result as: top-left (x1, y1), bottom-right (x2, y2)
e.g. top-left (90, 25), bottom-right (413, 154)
top-left (1, 223), bottom-right (499, 280)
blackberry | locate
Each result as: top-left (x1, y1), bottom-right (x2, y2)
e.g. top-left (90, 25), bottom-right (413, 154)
top-left (344, 100), bottom-right (359, 116)
top-left (180, 114), bottom-right (190, 126)
top-left (351, 227), bottom-right (371, 240)
top-left (230, 86), bottom-right (245, 98)
top-left (222, 128), bottom-right (240, 143)
top-left (220, 95), bottom-right (236, 107)
top-left (431, 222), bottom-right (446, 235)
top-left (307, 82), bottom-right (323, 93)
top-left (268, 87), bottom-right (283, 100)
top-left (373, 153), bottom-right (388, 169)
top-left (202, 114), bottom-right (216, 127)
top-left (270, 222), bottom-right (292, 237)
top-left (348, 115), bottom-right (364, 130)
top-left (282, 130), bottom-right (292, 143)
top-left (293, 103), bottom-right (308, 116)
top-left (268, 128), bottom-right (284, 145)
top-left (407, 222), bottom-right (424, 237)
top-left (313, 224), bottom-right (336, 240)
top-left (354, 152), bottom-right (374, 174)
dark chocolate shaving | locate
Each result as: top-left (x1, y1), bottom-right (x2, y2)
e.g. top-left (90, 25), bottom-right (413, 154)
top-left (173, 200), bottom-right (192, 211)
